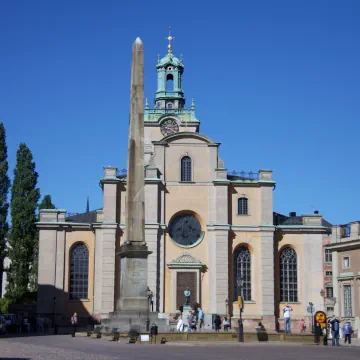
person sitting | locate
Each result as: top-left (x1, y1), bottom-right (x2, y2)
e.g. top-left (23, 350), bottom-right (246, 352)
top-left (223, 317), bottom-right (230, 332)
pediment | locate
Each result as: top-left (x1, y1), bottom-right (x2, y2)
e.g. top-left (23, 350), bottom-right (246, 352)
top-left (171, 252), bottom-right (202, 264)
top-left (154, 132), bottom-right (219, 146)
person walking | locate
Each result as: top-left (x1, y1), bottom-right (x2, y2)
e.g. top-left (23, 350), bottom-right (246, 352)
top-left (71, 312), bottom-right (78, 337)
top-left (330, 317), bottom-right (340, 346)
top-left (299, 319), bottom-right (306, 333)
top-left (343, 321), bottom-right (353, 346)
top-left (283, 304), bottom-right (293, 333)
top-left (176, 318), bottom-right (184, 332)
top-left (186, 311), bottom-right (194, 332)
top-left (198, 307), bottom-right (205, 330)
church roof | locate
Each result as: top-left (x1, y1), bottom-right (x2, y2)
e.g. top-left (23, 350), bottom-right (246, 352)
top-left (66, 210), bottom-right (98, 223)
top-left (157, 52), bottom-right (183, 68)
top-left (273, 211), bottom-right (332, 228)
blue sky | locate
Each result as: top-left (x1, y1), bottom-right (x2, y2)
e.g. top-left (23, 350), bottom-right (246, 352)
top-left (1, 0), bottom-right (359, 224)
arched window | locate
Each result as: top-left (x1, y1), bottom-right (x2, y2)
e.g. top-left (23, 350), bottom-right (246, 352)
top-left (280, 247), bottom-right (298, 302)
top-left (238, 198), bottom-right (248, 215)
top-left (69, 243), bottom-right (89, 300)
top-left (166, 74), bottom-right (174, 91)
top-left (181, 156), bottom-right (192, 182)
top-left (233, 247), bottom-right (251, 301)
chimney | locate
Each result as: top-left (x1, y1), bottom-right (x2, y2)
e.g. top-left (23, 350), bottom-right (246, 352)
top-left (289, 212), bottom-right (296, 217)
top-left (314, 210), bottom-right (319, 214)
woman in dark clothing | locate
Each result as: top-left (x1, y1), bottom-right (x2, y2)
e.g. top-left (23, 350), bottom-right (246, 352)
top-left (314, 322), bottom-right (322, 345)
top-left (214, 315), bottom-right (221, 332)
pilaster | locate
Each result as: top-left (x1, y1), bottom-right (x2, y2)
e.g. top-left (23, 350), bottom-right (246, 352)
top-left (102, 166), bottom-right (118, 223)
top-left (259, 229), bottom-right (275, 316)
top-left (145, 224), bottom-right (160, 311)
top-left (207, 226), bottom-right (230, 314)
top-left (93, 228), bottom-right (103, 314)
top-left (55, 229), bottom-right (66, 313)
top-left (332, 251), bottom-right (340, 316)
top-left (101, 224), bottom-right (117, 314)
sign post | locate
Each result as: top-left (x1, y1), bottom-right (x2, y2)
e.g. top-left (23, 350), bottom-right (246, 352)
top-left (314, 311), bottom-right (327, 345)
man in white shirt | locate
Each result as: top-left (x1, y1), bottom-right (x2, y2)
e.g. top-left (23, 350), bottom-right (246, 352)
top-left (283, 304), bottom-right (293, 333)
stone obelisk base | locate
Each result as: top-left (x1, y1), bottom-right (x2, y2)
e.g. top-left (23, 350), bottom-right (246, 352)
top-left (100, 244), bottom-right (168, 332)
top-left (117, 244), bottom-right (151, 312)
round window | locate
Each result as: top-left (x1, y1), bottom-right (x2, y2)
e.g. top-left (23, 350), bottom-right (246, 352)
top-left (169, 213), bottom-right (202, 247)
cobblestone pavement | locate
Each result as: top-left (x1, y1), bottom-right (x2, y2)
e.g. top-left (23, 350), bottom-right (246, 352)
top-left (0, 335), bottom-right (359, 360)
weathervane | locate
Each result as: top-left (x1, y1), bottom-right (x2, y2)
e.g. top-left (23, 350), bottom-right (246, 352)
top-left (166, 26), bottom-right (174, 53)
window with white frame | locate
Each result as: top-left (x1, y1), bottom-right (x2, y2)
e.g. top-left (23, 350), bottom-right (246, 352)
top-left (237, 198), bottom-right (248, 215)
top-left (325, 249), bottom-right (332, 262)
top-left (343, 285), bottom-right (352, 317)
top-left (280, 247), bottom-right (298, 302)
top-left (69, 243), bottom-right (89, 300)
top-left (326, 286), bottom-right (333, 299)
top-left (233, 247), bottom-right (251, 301)
top-left (343, 256), bottom-right (350, 268)
top-left (180, 156), bottom-right (192, 182)
top-left (325, 271), bottom-right (332, 276)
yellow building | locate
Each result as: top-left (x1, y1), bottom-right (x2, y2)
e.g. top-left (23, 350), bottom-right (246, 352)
top-left (37, 38), bottom-right (331, 332)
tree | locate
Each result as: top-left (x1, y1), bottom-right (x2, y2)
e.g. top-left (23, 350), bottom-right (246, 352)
top-left (7, 143), bottom-right (40, 302)
top-left (39, 195), bottom-right (55, 210)
top-left (29, 194), bottom-right (56, 290)
top-left (0, 122), bottom-right (10, 297)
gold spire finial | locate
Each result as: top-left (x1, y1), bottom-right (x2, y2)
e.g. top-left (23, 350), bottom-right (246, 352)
top-left (166, 26), bottom-right (175, 53)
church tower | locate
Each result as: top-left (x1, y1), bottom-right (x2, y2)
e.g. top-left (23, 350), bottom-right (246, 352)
top-left (144, 28), bottom-right (200, 163)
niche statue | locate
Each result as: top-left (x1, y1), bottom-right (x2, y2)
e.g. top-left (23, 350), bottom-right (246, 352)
top-left (184, 287), bottom-right (191, 306)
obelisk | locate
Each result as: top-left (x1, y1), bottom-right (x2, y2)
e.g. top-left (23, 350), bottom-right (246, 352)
top-left (117, 38), bottom-right (152, 312)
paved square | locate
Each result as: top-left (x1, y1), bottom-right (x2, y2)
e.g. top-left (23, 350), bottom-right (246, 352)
top-left (0, 335), bottom-right (359, 360)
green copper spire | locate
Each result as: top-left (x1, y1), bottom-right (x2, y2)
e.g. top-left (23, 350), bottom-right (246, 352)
top-left (144, 28), bottom-right (199, 126)
top-left (154, 27), bottom-right (185, 107)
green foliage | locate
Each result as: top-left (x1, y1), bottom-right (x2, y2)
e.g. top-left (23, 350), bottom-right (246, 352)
top-left (0, 297), bottom-right (10, 312)
top-left (7, 143), bottom-right (40, 302)
top-left (0, 122), bottom-right (10, 274)
top-left (39, 195), bottom-right (55, 210)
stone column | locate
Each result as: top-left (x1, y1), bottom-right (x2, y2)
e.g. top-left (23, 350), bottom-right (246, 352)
top-left (93, 228), bottom-right (103, 314)
top-left (37, 209), bottom-right (66, 315)
top-left (208, 226), bottom-right (230, 314)
top-left (100, 166), bottom-right (118, 314)
top-left (332, 251), bottom-right (340, 316)
top-left (259, 228), bottom-right (276, 329)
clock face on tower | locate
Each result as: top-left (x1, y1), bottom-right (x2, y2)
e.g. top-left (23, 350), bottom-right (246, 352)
top-left (160, 118), bottom-right (179, 136)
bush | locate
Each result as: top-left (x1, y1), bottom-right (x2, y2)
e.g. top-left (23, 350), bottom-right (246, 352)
top-left (0, 297), bottom-right (10, 312)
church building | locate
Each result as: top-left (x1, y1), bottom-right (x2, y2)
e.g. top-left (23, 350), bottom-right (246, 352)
top-left (37, 35), bottom-right (331, 331)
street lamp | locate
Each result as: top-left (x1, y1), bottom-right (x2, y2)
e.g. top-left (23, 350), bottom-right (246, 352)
top-left (225, 299), bottom-right (229, 318)
top-left (307, 302), bottom-right (314, 333)
top-left (52, 296), bottom-right (56, 329)
top-left (237, 276), bottom-right (244, 343)
top-left (146, 287), bottom-right (151, 332)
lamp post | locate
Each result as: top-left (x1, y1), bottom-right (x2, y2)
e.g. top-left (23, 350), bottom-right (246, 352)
top-left (307, 302), bottom-right (314, 334)
top-left (146, 287), bottom-right (151, 332)
top-left (237, 276), bottom-right (244, 343)
top-left (52, 296), bottom-right (56, 329)
top-left (225, 299), bottom-right (229, 318)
